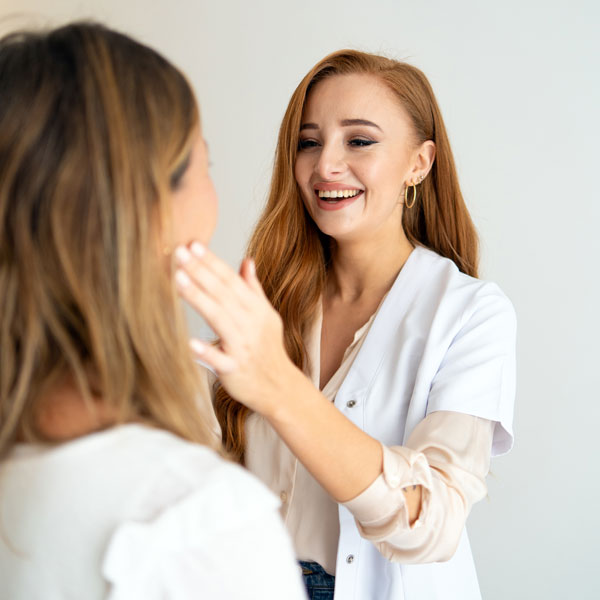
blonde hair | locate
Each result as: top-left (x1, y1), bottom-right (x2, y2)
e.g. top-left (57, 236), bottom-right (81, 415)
top-left (215, 49), bottom-right (479, 462)
top-left (0, 22), bottom-right (217, 457)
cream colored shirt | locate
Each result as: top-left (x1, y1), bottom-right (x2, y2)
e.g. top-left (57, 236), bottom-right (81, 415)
top-left (0, 425), bottom-right (307, 600)
top-left (245, 300), bottom-right (494, 575)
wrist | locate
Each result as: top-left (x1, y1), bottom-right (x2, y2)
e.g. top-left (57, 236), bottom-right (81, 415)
top-left (261, 360), bottom-right (309, 424)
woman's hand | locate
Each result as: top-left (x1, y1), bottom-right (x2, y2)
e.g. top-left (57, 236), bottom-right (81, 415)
top-left (175, 242), bottom-right (386, 504)
top-left (174, 242), bottom-right (296, 415)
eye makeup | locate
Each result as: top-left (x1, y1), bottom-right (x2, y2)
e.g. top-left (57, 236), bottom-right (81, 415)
top-left (169, 152), bottom-right (191, 190)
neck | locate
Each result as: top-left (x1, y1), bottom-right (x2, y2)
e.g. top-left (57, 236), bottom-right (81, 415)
top-left (34, 374), bottom-right (118, 442)
top-left (327, 232), bottom-right (414, 303)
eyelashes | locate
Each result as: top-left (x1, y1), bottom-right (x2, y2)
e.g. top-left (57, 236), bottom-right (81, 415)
top-left (298, 139), bottom-right (318, 150)
top-left (169, 153), bottom-right (191, 190)
top-left (297, 138), bottom-right (377, 150)
top-left (349, 139), bottom-right (376, 147)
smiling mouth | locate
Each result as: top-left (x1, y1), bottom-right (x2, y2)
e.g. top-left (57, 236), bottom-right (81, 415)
top-left (314, 189), bottom-right (363, 202)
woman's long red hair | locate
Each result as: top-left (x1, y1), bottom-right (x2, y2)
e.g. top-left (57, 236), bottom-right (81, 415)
top-left (215, 50), bottom-right (479, 463)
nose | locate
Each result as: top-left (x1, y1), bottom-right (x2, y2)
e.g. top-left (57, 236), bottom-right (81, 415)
top-left (315, 141), bottom-right (346, 180)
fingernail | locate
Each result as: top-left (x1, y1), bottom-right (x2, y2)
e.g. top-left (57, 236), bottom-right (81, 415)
top-left (175, 246), bottom-right (192, 264)
top-left (175, 269), bottom-right (191, 287)
top-left (189, 338), bottom-right (206, 354)
top-left (248, 258), bottom-right (256, 277)
top-left (191, 242), bottom-right (205, 258)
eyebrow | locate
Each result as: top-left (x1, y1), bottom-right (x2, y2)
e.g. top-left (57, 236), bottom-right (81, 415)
top-left (300, 118), bottom-right (382, 131)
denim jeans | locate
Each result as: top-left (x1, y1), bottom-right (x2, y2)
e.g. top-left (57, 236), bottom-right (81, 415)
top-left (299, 561), bottom-right (335, 600)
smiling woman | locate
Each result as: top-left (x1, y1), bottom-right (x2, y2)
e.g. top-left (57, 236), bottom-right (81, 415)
top-left (176, 49), bottom-right (515, 600)
top-left (295, 75), bottom-right (435, 245)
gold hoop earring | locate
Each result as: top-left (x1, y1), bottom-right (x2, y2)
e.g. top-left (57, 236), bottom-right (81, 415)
top-left (404, 183), bottom-right (417, 209)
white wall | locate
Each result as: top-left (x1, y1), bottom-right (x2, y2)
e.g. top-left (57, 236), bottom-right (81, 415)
top-left (2, 1), bottom-right (598, 598)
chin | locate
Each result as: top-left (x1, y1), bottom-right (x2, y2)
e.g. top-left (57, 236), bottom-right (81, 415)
top-left (306, 208), bottom-right (363, 242)
top-left (313, 222), bottom-right (359, 242)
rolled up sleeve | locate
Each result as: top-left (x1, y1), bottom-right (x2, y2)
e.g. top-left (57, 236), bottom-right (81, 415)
top-left (342, 411), bottom-right (494, 564)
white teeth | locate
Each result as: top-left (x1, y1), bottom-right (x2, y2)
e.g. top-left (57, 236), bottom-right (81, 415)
top-left (317, 189), bottom-right (360, 199)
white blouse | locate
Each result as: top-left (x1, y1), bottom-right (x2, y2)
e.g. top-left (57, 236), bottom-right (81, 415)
top-left (210, 245), bottom-right (516, 599)
top-left (246, 298), bottom-right (494, 574)
top-left (0, 424), bottom-right (307, 600)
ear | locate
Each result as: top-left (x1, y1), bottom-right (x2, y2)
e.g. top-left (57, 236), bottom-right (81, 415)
top-left (409, 140), bottom-right (436, 182)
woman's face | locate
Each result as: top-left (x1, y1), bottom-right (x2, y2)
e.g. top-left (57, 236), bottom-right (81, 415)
top-left (294, 73), bottom-right (430, 244)
top-left (170, 129), bottom-right (218, 249)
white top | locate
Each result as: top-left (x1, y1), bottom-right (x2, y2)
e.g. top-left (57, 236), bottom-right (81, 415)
top-left (246, 245), bottom-right (516, 600)
top-left (246, 290), bottom-right (495, 573)
top-left (0, 424), bottom-right (307, 600)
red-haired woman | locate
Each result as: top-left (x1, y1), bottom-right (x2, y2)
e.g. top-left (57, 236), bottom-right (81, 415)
top-left (176, 50), bottom-right (516, 600)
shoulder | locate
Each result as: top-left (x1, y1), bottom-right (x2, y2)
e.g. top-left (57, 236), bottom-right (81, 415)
top-left (410, 245), bottom-right (516, 326)
top-left (102, 424), bottom-right (279, 519)
top-left (102, 428), bottom-right (285, 594)
top-left (45, 425), bottom-right (279, 525)
top-left (162, 447), bottom-right (281, 526)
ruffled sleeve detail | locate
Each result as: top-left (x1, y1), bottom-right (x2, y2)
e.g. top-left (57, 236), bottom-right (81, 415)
top-left (102, 458), bottom-right (305, 600)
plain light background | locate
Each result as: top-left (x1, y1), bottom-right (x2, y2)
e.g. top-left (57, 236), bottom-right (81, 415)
top-left (1, 1), bottom-right (598, 598)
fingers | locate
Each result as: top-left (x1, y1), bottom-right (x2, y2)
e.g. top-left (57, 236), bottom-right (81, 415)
top-left (240, 258), bottom-right (266, 297)
top-left (186, 243), bottom-right (253, 306)
top-left (175, 269), bottom-right (243, 344)
top-left (174, 245), bottom-right (245, 309)
top-left (189, 338), bottom-right (236, 374)
top-left (174, 242), bottom-right (276, 380)
top-left (175, 243), bottom-right (267, 312)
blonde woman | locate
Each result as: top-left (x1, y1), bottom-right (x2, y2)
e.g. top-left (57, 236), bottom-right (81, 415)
top-left (176, 50), bottom-right (516, 599)
top-left (0, 22), bottom-right (306, 600)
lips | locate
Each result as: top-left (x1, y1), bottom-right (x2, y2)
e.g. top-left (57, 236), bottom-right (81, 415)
top-left (314, 189), bottom-right (364, 211)
top-left (311, 182), bottom-right (364, 210)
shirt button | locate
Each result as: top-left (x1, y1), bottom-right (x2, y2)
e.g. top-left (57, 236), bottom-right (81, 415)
top-left (346, 400), bottom-right (357, 408)
top-left (280, 491), bottom-right (288, 503)
top-left (346, 554), bottom-right (354, 564)
top-left (388, 475), bottom-right (400, 488)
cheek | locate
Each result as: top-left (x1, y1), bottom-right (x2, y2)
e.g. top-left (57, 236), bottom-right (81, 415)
top-left (197, 180), bottom-right (218, 243)
top-left (292, 164), bottom-right (315, 217)
top-left (293, 163), bottom-right (301, 188)
top-left (294, 155), bottom-right (312, 188)
top-left (171, 180), bottom-right (218, 247)
top-left (294, 158), bottom-right (318, 211)
top-left (365, 156), bottom-right (406, 194)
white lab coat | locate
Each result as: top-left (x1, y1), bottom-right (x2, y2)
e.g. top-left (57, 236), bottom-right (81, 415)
top-left (331, 245), bottom-right (516, 600)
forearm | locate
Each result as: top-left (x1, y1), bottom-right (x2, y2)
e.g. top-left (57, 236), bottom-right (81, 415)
top-left (260, 364), bottom-right (424, 521)
top-left (263, 363), bottom-right (382, 503)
